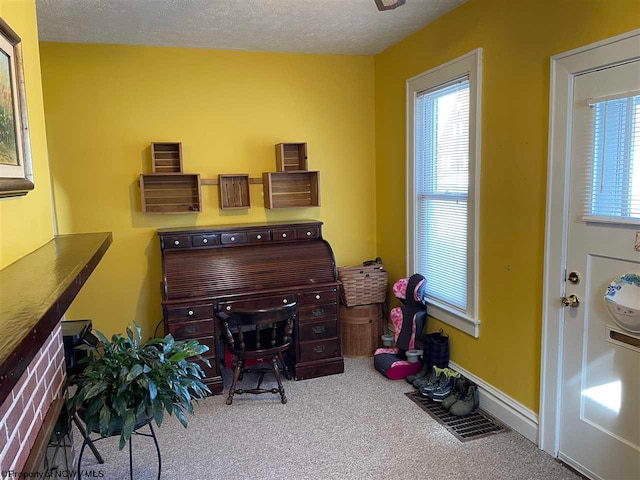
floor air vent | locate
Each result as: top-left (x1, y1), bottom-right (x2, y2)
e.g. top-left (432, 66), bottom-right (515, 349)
top-left (405, 391), bottom-right (509, 442)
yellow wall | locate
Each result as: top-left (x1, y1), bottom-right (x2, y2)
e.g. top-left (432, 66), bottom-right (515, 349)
top-left (374, 0), bottom-right (640, 411)
top-left (40, 43), bottom-right (376, 338)
top-left (0, 0), bottom-right (53, 269)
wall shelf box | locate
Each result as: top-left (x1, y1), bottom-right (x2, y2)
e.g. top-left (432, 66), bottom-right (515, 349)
top-left (263, 171), bottom-right (320, 209)
top-left (140, 173), bottom-right (202, 214)
top-left (219, 174), bottom-right (251, 210)
top-left (275, 143), bottom-right (308, 172)
top-left (151, 142), bottom-right (183, 173)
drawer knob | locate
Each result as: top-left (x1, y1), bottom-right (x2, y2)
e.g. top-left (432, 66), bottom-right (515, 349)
top-left (226, 305), bottom-right (232, 311)
top-left (283, 298), bottom-right (288, 304)
top-left (256, 234), bottom-right (262, 240)
top-left (282, 233), bottom-right (287, 238)
top-left (184, 325), bottom-right (196, 334)
top-left (203, 238), bottom-right (208, 244)
top-left (312, 326), bottom-right (326, 334)
top-left (314, 345), bottom-right (325, 354)
top-left (315, 294), bottom-right (321, 300)
top-left (307, 231), bottom-right (312, 236)
top-left (230, 236), bottom-right (235, 242)
top-left (188, 310), bottom-right (194, 316)
top-left (174, 240), bottom-right (180, 246)
top-left (312, 308), bottom-right (324, 317)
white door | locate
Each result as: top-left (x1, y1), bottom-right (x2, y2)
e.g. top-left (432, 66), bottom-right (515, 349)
top-left (559, 60), bottom-right (640, 480)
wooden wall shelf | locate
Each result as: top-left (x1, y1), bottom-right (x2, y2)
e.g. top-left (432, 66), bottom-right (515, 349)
top-left (263, 171), bottom-right (320, 209)
top-left (219, 174), bottom-right (250, 210)
top-left (276, 143), bottom-right (308, 172)
top-left (151, 142), bottom-right (183, 173)
top-left (140, 173), bottom-right (202, 214)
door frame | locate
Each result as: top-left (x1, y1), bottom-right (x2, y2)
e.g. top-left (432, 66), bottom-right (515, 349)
top-left (540, 29), bottom-right (640, 457)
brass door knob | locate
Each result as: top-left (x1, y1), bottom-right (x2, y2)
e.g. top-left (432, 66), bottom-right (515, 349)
top-left (561, 295), bottom-right (580, 308)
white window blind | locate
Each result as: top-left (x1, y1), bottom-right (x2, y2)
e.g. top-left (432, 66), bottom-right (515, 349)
top-left (415, 78), bottom-right (470, 311)
top-left (589, 94), bottom-right (640, 219)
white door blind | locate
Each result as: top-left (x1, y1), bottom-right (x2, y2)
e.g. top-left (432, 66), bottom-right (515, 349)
top-left (589, 94), bottom-right (640, 219)
top-left (415, 77), bottom-right (470, 311)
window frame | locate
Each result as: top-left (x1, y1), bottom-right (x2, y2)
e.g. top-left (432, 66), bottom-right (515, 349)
top-left (406, 49), bottom-right (482, 338)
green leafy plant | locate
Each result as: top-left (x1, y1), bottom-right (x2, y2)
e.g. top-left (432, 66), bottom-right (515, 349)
top-left (70, 323), bottom-right (211, 449)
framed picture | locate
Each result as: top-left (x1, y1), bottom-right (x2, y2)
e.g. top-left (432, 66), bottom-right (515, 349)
top-left (0, 17), bottom-right (33, 198)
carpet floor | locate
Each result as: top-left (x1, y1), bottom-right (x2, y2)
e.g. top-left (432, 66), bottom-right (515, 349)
top-left (75, 357), bottom-right (581, 480)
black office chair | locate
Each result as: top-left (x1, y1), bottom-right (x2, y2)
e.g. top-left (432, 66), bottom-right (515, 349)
top-left (216, 302), bottom-right (296, 405)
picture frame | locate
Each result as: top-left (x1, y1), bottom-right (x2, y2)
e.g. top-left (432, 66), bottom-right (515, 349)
top-left (0, 17), bottom-right (33, 198)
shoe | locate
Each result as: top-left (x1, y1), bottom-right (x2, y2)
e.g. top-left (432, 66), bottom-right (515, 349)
top-left (416, 366), bottom-right (443, 395)
top-left (406, 364), bottom-right (429, 384)
top-left (409, 331), bottom-right (449, 384)
top-left (418, 367), bottom-right (454, 397)
top-left (441, 377), bottom-right (468, 409)
top-left (424, 330), bottom-right (449, 369)
top-left (428, 369), bottom-right (461, 402)
top-left (449, 384), bottom-right (480, 416)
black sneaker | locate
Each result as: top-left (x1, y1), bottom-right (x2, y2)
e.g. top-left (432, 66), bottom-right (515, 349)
top-left (416, 367), bottom-right (441, 396)
top-left (427, 369), bottom-right (461, 402)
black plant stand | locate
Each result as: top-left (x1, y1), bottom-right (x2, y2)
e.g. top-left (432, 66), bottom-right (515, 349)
top-left (76, 419), bottom-right (161, 480)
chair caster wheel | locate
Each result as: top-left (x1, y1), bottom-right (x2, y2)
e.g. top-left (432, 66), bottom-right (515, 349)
top-left (281, 396), bottom-right (287, 404)
top-left (284, 373), bottom-right (293, 380)
top-left (226, 397), bottom-right (233, 405)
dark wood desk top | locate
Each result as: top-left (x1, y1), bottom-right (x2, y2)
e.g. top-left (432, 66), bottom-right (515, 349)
top-left (0, 232), bottom-right (112, 404)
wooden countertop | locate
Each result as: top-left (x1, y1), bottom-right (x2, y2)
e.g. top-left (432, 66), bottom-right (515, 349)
top-left (0, 232), bottom-right (112, 405)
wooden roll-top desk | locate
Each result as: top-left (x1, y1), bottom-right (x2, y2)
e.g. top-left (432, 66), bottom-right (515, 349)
top-left (158, 220), bottom-right (344, 394)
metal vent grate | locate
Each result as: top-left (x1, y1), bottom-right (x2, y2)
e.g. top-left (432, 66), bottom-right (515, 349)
top-left (405, 391), bottom-right (508, 442)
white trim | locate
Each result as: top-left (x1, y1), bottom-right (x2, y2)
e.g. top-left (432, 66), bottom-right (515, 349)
top-left (557, 453), bottom-right (604, 480)
top-left (449, 361), bottom-right (539, 444)
top-left (587, 88), bottom-right (640, 106)
top-left (581, 215), bottom-right (640, 226)
top-left (427, 301), bottom-right (480, 337)
top-left (540, 28), bottom-right (640, 457)
top-left (406, 48), bottom-right (482, 337)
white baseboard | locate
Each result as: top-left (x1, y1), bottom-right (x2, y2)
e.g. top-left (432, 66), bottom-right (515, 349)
top-left (449, 361), bottom-right (539, 444)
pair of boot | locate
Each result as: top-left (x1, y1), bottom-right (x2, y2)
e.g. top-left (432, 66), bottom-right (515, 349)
top-left (406, 330), bottom-right (449, 384)
top-left (441, 377), bottom-right (480, 416)
top-left (417, 366), bottom-right (460, 401)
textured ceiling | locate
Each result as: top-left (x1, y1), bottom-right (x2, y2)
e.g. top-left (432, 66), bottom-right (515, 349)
top-left (36, 0), bottom-right (466, 55)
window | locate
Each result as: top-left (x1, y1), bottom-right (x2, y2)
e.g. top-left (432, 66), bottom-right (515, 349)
top-left (587, 93), bottom-right (640, 221)
top-left (407, 50), bottom-right (481, 337)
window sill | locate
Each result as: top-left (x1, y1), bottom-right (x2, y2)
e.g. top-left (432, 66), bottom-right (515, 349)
top-left (582, 215), bottom-right (640, 226)
top-left (426, 300), bottom-right (480, 338)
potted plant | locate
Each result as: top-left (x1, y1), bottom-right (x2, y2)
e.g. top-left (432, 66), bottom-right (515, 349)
top-left (70, 323), bottom-right (211, 449)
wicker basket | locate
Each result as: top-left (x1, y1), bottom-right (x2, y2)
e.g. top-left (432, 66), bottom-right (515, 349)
top-left (338, 264), bottom-right (388, 307)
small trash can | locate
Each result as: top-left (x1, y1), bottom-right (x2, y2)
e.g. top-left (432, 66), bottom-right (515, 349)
top-left (62, 319), bottom-right (99, 376)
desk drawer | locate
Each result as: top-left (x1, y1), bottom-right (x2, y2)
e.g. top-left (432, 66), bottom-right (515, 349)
top-left (296, 226), bottom-right (320, 240)
top-left (218, 293), bottom-right (296, 313)
top-left (299, 319), bottom-right (337, 342)
top-left (194, 336), bottom-right (217, 359)
top-left (298, 289), bottom-right (337, 305)
top-left (221, 232), bottom-right (247, 245)
top-left (298, 304), bottom-right (336, 322)
top-left (299, 338), bottom-right (340, 362)
top-left (192, 234), bottom-right (218, 247)
top-left (167, 319), bottom-right (214, 340)
top-left (246, 230), bottom-right (271, 243)
top-left (166, 304), bottom-right (214, 322)
top-left (192, 358), bottom-right (218, 380)
top-left (163, 235), bottom-right (191, 249)
top-left (272, 228), bottom-right (296, 241)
